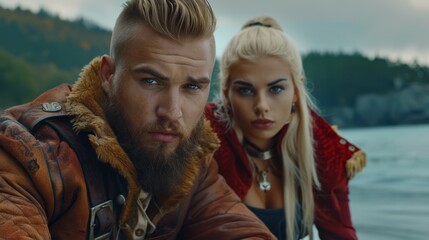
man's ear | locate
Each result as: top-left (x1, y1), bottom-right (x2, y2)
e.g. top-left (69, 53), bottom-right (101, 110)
top-left (100, 55), bottom-right (115, 94)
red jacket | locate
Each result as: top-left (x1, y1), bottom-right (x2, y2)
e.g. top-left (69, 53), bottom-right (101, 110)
top-left (205, 102), bottom-right (366, 240)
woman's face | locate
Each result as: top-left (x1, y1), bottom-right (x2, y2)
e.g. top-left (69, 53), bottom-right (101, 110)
top-left (225, 56), bottom-right (297, 149)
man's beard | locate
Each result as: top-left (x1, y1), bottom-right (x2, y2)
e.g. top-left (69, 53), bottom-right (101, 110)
top-left (105, 96), bottom-right (204, 201)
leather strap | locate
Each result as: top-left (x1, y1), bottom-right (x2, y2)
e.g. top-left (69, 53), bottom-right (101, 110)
top-left (42, 116), bottom-right (119, 239)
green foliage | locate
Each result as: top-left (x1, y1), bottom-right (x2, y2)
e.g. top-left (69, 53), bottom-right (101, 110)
top-left (0, 48), bottom-right (37, 107)
top-left (0, 5), bottom-right (109, 111)
top-left (0, 6), bottom-right (110, 71)
top-left (303, 52), bottom-right (429, 111)
top-left (0, 48), bottom-right (75, 110)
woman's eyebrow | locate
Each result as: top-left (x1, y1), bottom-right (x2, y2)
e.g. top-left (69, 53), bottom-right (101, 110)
top-left (267, 78), bottom-right (288, 86)
top-left (232, 80), bottom-right (253, 87)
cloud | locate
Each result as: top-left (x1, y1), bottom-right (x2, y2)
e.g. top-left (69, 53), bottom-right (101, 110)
top-left (0, 0), bottom-right (82, 20)
top-left (409, 0), bottom-right (429, 11)
top-left (209, 0), bottom-right (429, 65)
top-left (1, 0), bottom-right (428, 65)
top-left (0, 0), bottom-right (121, 29)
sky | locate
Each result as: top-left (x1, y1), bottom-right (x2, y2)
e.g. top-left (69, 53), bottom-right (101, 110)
top-left (1, 0), bottom-right (428, 66)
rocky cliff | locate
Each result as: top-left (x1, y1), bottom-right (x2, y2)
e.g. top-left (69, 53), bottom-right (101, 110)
top-left (326, 84), bottom-right (429, 127)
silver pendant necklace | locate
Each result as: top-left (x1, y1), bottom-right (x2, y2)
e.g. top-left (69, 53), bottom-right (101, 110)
top-left (258, 170), bottom-right (272, 191)
top-left (244, 138), bottom-right (274, 192)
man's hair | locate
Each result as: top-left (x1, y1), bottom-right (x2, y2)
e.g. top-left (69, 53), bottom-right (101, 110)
top-left (110, 0), bottom-right (216, 59)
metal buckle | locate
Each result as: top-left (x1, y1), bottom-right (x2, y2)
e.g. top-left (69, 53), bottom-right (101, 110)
top-left (89, 200), bottom-right (114, 240)
top-left (42, 102), bottom-right (62, 112)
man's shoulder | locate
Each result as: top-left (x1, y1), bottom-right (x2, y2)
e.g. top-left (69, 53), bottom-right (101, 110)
top-left (0, 99), bottom-right (75, 172)
top-left (0, 83), bottom-right (80, 186)
top-left (1, 84), bottom-right (72, 124)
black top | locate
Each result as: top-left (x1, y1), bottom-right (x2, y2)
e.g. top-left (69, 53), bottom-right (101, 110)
top-left (247, 205), bottom-right (306, 240)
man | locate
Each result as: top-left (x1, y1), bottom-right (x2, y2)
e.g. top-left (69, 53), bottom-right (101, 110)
top-left (0, 0), bottom-right (275, 239)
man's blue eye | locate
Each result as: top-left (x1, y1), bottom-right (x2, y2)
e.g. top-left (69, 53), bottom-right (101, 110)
top-left (185, 83), bottom-right (200, 90)
top-left (144, 78), bottom-right (158, 85)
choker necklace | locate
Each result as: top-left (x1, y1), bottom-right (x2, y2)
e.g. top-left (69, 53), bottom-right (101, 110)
top-left (244, 138), bottom-right (273, 191)
top-left (243, 138), bottom-right (274, 161)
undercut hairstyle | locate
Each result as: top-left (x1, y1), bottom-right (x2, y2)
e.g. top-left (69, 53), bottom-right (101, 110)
top-left (218, 16), bottom-right (320, 240)
top-left (110, 0), bottom-right (216, 60)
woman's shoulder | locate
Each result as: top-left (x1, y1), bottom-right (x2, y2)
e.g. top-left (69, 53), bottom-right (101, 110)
top-left (311, 110), bottom-right (366, 186)
top-left (204, 102), bottom-right (228, 134)
top-left (204, 102), bottom-right (220, 124)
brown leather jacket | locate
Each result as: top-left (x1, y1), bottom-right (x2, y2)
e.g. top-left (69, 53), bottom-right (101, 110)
top-left (0, 57), bottom-right (275, 240)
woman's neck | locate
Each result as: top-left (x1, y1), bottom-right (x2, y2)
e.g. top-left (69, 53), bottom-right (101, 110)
top-left (243, 138), bottom-right (274, 161)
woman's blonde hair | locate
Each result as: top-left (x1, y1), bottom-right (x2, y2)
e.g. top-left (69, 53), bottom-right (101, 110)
top-left (219, 16), bottom-right (320, 240)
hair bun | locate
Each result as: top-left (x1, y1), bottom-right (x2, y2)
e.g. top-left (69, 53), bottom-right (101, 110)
top-left (243, 21), bottom-right (272, 29)
top-left (241, 16), bottom-right (283, 31)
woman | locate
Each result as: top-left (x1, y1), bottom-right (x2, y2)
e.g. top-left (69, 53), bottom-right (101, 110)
top-left (205, 16), bottom-right (366, 240)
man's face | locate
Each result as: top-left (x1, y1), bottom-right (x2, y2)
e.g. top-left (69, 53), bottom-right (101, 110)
top-left (101, 23), bottom-right (214, 198)
top-left (103, 23), bottom-right (213, 156)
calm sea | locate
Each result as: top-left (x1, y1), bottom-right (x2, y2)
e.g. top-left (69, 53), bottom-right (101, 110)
top-left (346, 124), bottom-right (429, 240)
top-left (306, 124), bottom-right (429, 240)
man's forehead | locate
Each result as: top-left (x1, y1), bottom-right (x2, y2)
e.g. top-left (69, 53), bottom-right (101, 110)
top-left (114, 22), bottom-right (214, 61)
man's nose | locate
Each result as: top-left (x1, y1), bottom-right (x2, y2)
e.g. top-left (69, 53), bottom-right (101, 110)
top-left (156, 88), bottom-right (183, 121)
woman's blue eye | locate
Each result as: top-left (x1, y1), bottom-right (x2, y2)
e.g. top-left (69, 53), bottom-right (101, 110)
top-left (238, 87), bottom-right (253, 95)
top-left (270, 86), bottom-right (284, 94)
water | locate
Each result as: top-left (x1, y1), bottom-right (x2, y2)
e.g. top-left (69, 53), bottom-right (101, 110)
top-left (304, 124), bottom-right (429, 240)
top-left (343, 124), bottom-right (429, 240)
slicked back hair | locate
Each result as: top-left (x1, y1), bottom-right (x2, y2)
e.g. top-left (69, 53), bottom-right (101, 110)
top-left (110, 0), bottom-right (216, 60)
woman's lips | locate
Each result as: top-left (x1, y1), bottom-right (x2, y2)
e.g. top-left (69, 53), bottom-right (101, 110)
top-left (251, 119), bottom-right (274, 129)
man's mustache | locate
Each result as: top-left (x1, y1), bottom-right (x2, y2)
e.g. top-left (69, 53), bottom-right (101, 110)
top-left (143, 120), bottom-right (186, 138)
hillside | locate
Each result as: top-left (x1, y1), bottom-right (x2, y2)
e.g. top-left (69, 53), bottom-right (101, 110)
top-left (0, 6), bottom-right (110, 71)
top-left (0, 6), bottom-right (111, 109)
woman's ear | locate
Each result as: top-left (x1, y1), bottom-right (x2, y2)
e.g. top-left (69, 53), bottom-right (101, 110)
top-left (100, 55), bottom-right (115, 94)
top-left (293, 76), bottom-right (305, 103)
top-left (222, 87), bottom-right (229, 102)
top-left (222, 87), bottom-right (232, 111)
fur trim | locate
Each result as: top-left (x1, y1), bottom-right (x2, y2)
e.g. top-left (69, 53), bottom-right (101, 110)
top-left (346, 150), bottom-right (366, 179)
top-left (65, 57), bottom-right (220, 227)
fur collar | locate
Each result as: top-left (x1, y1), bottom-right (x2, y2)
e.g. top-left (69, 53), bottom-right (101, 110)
top-left (65, 57), bottom-right (220, 228)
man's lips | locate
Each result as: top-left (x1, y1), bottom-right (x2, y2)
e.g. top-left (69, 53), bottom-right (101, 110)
top-left (251, 119), bottom-right (274, 129)
top-left (149, 131), bottom-right (180, 143)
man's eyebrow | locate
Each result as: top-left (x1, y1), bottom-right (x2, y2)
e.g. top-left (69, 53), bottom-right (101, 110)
top-left (189, 76), bottom-right (211, 84)
top-left (267, 78), bottom-right (288, 86)
top-left (133, 66), bottom-right (210, 84)
top-left (133, 66), bottom-right (167, 80)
